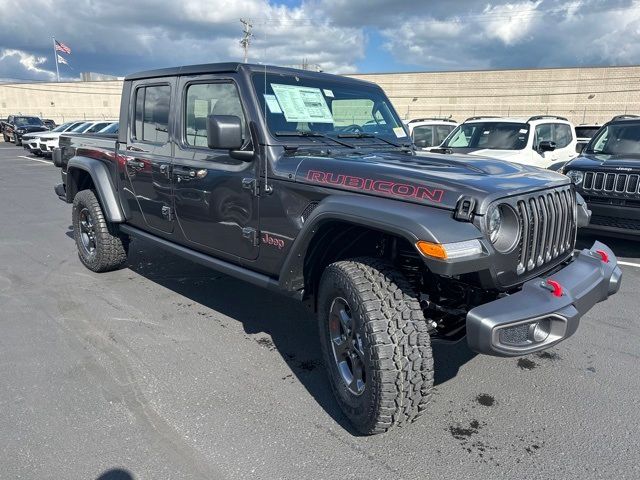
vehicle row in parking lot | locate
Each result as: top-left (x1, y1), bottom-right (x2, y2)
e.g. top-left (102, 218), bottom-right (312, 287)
top-left (21, 120), bottom-right (117, 156)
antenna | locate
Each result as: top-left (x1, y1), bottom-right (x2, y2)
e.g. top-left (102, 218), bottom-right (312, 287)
top-left (240, 18), bottom-right (253, 63)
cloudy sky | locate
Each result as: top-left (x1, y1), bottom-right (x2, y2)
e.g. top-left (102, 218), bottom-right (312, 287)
top-left (1, 0), bottom-right (639, 81)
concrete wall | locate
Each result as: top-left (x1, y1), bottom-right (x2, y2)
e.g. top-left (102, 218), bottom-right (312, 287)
top-left (2, 65), bottom-right (639, 126)
top-left (0, 80), bottom-right (123, 123)
top-left (348, 65), bottom-right (640, 126)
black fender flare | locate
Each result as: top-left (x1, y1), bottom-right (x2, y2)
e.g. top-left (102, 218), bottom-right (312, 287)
top-left (66, 157), bottom-right (125, 223)
top-left (278, 194), bottom-right (486, 292)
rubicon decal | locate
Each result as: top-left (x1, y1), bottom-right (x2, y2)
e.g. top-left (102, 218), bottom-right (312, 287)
top-left (305, 170), bottom-right (444, 203)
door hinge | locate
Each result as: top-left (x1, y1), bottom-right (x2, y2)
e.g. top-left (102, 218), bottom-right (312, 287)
top-left (161, 205), bottom-right (173, 220)
top-left (242, 227), bottom-right (259, 247)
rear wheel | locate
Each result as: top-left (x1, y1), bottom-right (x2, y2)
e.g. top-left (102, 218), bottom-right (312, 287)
top-left (318, 257), bottom-right (433, 435)
top-left (72, 189), bottom-right (129, 272)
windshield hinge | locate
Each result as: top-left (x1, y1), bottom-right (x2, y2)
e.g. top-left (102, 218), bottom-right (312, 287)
top-left (242, 177), bottom-right (259, 196)
top-left (242, 227), bottom-right (259, 247)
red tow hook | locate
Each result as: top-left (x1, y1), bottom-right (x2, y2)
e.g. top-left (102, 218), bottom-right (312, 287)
top-left (595, 249), bottom-right (610, 263)
top-left (542, 279), bottom-right (564, 297)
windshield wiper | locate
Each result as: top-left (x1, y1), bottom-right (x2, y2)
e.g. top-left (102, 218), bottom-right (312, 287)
top-left (337, 132), bottom-right (410, 149)
top-left (275, 130), bottom-right (356, 149)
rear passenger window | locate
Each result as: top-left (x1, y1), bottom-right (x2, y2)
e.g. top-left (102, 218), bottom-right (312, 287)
top-left (133, 85), bottom-right (171, 144)
top-left (185, 83), bottom-right (246, 147)
top-left (553, 123), bottom-right (573, 148)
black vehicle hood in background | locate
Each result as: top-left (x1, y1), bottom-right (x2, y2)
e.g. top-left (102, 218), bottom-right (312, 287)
top-left (566, 152), bottom-right (640, 171)
top-left (17, 125), bottom-right (48, 133)
top-left (294, 150), bottom-right (569, 214)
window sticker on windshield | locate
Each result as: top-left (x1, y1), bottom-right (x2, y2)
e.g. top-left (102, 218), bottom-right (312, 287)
top-left (519, 128), bottom-right (528, 133)
top-left (323, 89), bottom-right (334, 98)
top-left (263, 94), bottom-right (283, 114)
top-left (393, 127), bottom-right (407, 138)
top-left (271, 83), bottom-right (333, 123)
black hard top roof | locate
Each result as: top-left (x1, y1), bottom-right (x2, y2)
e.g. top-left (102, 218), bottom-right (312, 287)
top-left (124, 62), bottom-right (374, 87)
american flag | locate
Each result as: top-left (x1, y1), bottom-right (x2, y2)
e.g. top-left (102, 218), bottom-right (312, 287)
top-left (55, 40), bottom-right (71, 54)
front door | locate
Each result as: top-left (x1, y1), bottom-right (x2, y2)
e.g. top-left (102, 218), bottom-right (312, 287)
top-left (171, 75), bottom-right (259, 260)
top-left (119, 80), bottom-right (174, 234)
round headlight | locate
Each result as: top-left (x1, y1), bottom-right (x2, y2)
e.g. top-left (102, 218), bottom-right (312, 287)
top-left (486, 204), bottom-right (520, 253)
top-left (487, 206), bottom-right (502, 243)
top-left (566, 170), bottom-right (584, 184)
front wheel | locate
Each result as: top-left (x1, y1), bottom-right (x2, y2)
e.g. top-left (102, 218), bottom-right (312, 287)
top-left (72, 189), bottom-right (129, 272)
top-left (318, 257), bottom-right (433, 435)
top-left (13, 133), bottom-right (20, 145)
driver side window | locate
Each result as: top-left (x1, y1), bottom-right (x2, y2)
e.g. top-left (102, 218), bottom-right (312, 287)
top-left (184, 82), bottom-right (247, 148)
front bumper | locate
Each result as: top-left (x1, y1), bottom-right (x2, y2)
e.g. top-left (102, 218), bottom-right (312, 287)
top-left (467, 241), bottom-right (621, 356)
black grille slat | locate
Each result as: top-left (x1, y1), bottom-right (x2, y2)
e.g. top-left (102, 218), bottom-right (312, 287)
top-left (580, 171), bottom-right (640, 195)
top-left (584, 172), bottom-right (594, 189)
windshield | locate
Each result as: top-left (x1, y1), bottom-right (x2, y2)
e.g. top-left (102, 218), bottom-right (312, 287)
top-left (443, 122), bottom-right (529, 150)
top-left (252, 72), bottom-right (407, 144)
top-left (15, 116), bottom-right (44, 127)
top-left (51, 122), bottom-right (72, 133)
top-left (575, 126), bottom-right (600, 139)
top-left (586, 122), bottom-right (640, 156)
top-left (71, 122), bottom-right (94, 133)
top-left (98, 123), bottom-right (119, 134)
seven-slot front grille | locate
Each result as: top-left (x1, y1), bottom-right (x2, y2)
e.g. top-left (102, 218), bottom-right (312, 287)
top-left (582, 171), bottom-right (640, 195)
top-left (515, 186), bottom-right (576, 274)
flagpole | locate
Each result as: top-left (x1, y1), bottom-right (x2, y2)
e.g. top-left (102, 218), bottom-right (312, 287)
top-left (52, 37), bottom-right (60, 82)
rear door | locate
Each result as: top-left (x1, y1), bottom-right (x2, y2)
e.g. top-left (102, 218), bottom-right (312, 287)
top-left (119, 79), bottom-right (175, 234)
top-left (552, 122), bottom-right (576, 162)
top-left (171, 74), bottom-right (259, 260)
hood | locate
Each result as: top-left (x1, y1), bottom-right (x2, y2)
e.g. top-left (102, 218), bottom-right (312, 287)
top-left (434, 147), bottom-right (526, 161)
top-left (38, 132), bottom-right (63, 140)
top-left (294, 150), bottom-right (569, 214)
top-left (16, 125), bottom-right (48, 133)
top-left (566, 152), bottom-right (640, 172)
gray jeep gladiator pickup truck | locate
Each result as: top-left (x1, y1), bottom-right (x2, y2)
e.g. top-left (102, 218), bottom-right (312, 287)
top-left (52, 63), bottom-right (622, 435)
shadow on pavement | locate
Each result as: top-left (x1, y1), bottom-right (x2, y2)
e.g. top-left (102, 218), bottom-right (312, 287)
top-left (96, 468), bottom-right (134, 480)
top-left (115, 236), bottom-right (477, 434)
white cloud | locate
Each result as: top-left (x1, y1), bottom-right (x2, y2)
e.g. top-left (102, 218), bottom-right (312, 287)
top-left (0, 49), bottom-right (57, 81)
top-left (481, 0), bottom-right (543, 45)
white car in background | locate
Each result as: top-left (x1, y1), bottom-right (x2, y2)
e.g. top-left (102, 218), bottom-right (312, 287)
top-left (428, 115), bottom-right (578, 169)
top-left (23, 121), bottom-right (86, 155)
top-left (406, 118), bottom-right (458, 150)
top-left (38, 121), bottom-right (114, 155)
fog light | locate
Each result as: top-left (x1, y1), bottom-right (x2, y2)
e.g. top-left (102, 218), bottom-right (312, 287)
top-left (529, 318), bottom-right (551, 343)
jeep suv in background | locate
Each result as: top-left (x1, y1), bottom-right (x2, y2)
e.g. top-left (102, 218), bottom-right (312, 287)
top-left (430, 115), bottom-right (577, 169)
top-left (52, 63), bottom-right (620, 435)
top-left (2, 115), bottom-right (49, 144)
top-left (39, 120), bottom-right (113, 155)
top-left (23, 121), bottom-right (86, 156)
top-left (406, 117), bottom-right (458, 150)
top-left (563, 114), bottom-right (640, 237)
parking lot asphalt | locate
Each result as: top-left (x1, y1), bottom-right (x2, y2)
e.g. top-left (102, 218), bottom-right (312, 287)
top-left (1, 141), bottom-right (639, 480)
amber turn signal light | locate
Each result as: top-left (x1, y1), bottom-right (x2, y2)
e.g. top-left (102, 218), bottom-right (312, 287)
top-left (416, 241), bottom-right (448, 259)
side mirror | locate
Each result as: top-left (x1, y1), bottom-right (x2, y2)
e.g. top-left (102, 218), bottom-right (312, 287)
top-left (207, 115), bottom-right (243, 150)
top-left (538, 140), bottom-right (556, 152)
top-left (575, 142), bottom-right (586, 154)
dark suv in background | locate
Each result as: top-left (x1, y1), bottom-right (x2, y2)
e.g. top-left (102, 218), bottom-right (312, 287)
top-left (563, 115), bottom-right (640, 237)
top-left (2, 115), bottom-right (49, 144)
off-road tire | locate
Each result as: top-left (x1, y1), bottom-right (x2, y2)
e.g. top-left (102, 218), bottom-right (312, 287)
top-left (2, 133), bottom-right (9, 142)
top-left (13, 133), bottom-right (21, 145)
top-left (72, 189), bottom-right (129, 272)
top-left (318, 257), bottom-right (434, 435)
